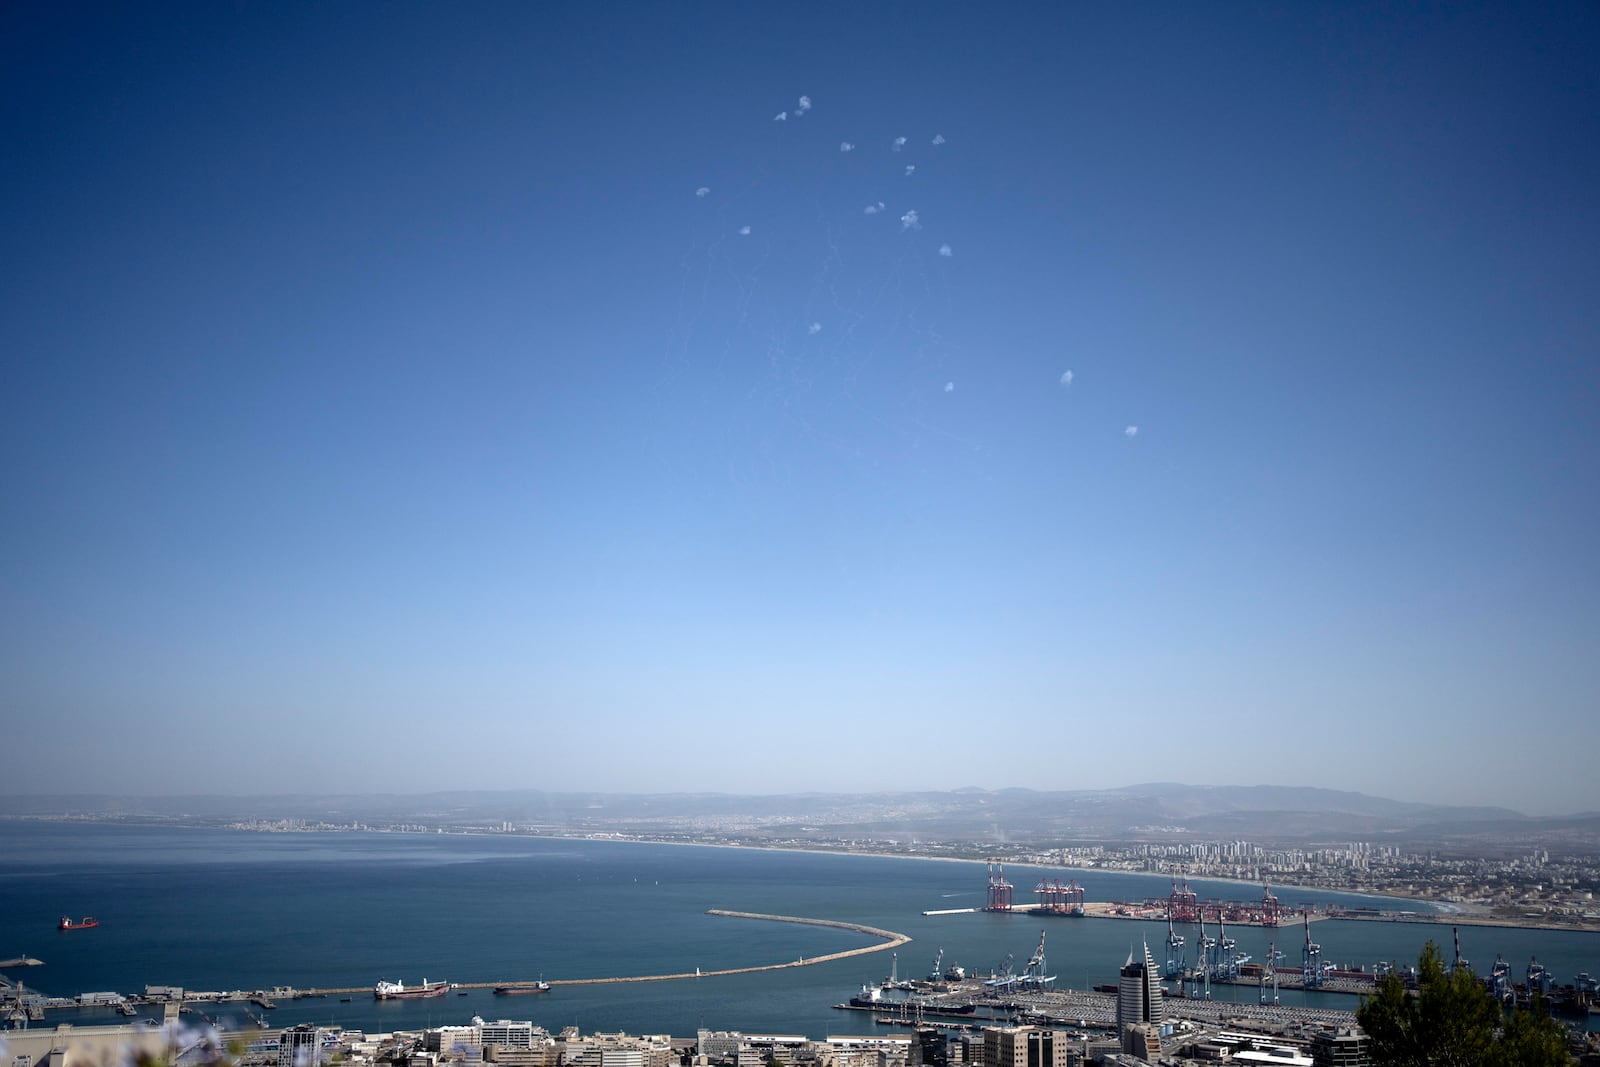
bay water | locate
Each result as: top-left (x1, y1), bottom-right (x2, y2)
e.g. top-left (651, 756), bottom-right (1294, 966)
top-left (4, 824), bottom-right (1597, 1038)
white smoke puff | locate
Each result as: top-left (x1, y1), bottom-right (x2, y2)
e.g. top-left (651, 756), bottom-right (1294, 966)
top-left (892, 136), bottom-right (907, 151)
top-left (739, 225), bottom-right (751, 236)
top-left (932, 133), bottom-right (946, 145)
top-left (938, 243), bottom-right (952, 257)
top-left (840, 141), bottom-right (855, 152)
top-left (808, 322), bottom-right (822, 335)
top-left (944, 381), bottom-right (955, 393)
top-left (1124, 425), bottom-right (1139, 437)
top-left (864, 202), bottom-right (884, 215)
top-left (905, 164), bottom-right (916, 176)
top-left (796, 95), bottom-right (812, 113)
top-left (695, 187), bottom-right (710, 198)
top-left (900, 208), bottom-right (920, 230)
top-left (1059, 370), bottom-right (1073, 386)
top-left (774, 111), bottom-right (788, 121)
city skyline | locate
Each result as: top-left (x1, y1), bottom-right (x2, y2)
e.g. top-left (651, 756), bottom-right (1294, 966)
top-left (2, 5), bottom-right (1597, 811)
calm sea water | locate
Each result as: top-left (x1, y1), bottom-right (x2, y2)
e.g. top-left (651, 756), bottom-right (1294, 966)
top-left (3, 824), bottom-right (1597, 1037)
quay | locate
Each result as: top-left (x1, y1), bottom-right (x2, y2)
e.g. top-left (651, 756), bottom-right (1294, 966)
top-left (1076, 902), bottom-right (1329, 927)
top-left (835, 983), bottom-right (1356, 1032)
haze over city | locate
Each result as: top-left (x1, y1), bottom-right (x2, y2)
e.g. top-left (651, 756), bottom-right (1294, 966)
top-left (2, 4), bottom-right (1596, 812)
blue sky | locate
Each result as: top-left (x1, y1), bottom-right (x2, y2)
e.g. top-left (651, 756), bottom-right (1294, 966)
top-left (2, 4), bottom-right (1596, 812)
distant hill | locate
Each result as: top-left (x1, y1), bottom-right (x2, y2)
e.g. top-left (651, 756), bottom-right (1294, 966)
top-left (5, 784), bottom-right (1598, 851)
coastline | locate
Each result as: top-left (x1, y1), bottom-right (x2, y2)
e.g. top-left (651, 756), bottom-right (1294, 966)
top-left (479, 832), bottom-right (1600, 934)
top-left (16, 817), bottom-right (1597, 935)
top-left (5, 823), bottom-right (1597, 1042)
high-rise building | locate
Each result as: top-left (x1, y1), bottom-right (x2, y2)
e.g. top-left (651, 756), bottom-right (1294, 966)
top-left (1115, 943), bottom-right (1164, 1053)
top-left (980, 1028), bottom-right (1064, 1067)
top-left (478, 1020), bottom-right (540, 1050)
top-left (279, 1025), bottom-right (323, 1067)
top-left (1309, 1028), bottom-right (1370, 1067)
top-left (911, 1029), bottom-right (949, 1067)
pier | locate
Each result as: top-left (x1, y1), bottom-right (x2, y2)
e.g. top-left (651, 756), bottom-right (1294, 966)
top-left (462, 910), bottom-right (911, 988)
top-left (2, 910), bottom-right (913, 1015)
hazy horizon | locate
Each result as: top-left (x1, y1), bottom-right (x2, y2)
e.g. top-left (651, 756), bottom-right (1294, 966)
top-left (1, 781), bottom-right (1595, 822)
top-left (3, 5), bottom-right (1596, 813)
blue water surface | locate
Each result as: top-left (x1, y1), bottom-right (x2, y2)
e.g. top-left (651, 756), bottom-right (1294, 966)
top-left (3, 824), bottom-right (1596, 1037)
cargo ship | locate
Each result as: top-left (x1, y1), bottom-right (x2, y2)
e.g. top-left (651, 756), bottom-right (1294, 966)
top-left (374, 979), bottom-right (449, 1000)
top-left (58, 916), bottom-right (99, 931)
top-left (493, 981), bottom-right (551, 996)
top-left (849, 984), bottom-right (886, 1008)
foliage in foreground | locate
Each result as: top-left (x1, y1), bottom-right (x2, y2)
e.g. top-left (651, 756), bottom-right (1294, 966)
top-left (1356, 941), bottom-right (1570, 1066)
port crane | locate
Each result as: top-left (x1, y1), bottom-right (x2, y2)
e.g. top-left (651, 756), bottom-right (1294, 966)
top-left (1490, 955), bottom-right (1514, 1003)
top-left (1019, 929), bottom-right (1056, 990)
top-left (1450, 926), bottom-right (1469, 975)
top-left (1301, 911), bottom-right (1323, 988)
top-left (1260, 884), bottom-right (1283, 927)
top-left (985, 861), bottom-right (1013, 912)
top-left (1214, 914), bottom-right (1240, 980)
top-left (1163, 915), bottom-right (1186, 979)
top-left (1194, 912), bottom-right (1213, 999)
top-left (1166, 875), bottom-right (1201, 923)
top-left (982, 953), bottom-right (1017, 993)
top-left (1259, 939), bottom-right (1280, 1005)
top-left (1527, 957), bottom-right (1552, 995)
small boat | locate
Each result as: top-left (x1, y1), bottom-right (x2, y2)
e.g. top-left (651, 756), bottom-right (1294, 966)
top-left (59, 916), bottom-right (99, 931)
top-left (493, 981), bottom-right (551, 996)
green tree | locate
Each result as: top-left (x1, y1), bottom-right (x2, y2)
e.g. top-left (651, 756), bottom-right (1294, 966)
top-left (1357, 941), bottom-right (1570, 1067)
top-left (1490, 993), bottom-right (1570, 1067)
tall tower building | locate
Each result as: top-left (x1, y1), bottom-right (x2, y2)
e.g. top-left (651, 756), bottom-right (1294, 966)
top-left (1116, 943), bottom-right (1164, 1053)
top-left (278, 1025), bottom-right (323, 1067)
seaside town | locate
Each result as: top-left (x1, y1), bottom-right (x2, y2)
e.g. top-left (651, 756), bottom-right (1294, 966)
top-left (0, 1013), bottom-right (1384, 1067)
top-left (7, 954), bottom-right (1599, 1067)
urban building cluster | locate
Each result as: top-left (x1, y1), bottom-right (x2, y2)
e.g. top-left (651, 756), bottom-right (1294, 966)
top-left (1017, 844), bottom-right (1600, 925)
top-left (2, 968), bottom-right (1385, 1067)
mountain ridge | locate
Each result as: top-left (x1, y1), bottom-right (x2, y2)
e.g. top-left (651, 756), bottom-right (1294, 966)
top-left (5, 785), bottom-right (1593, 849)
